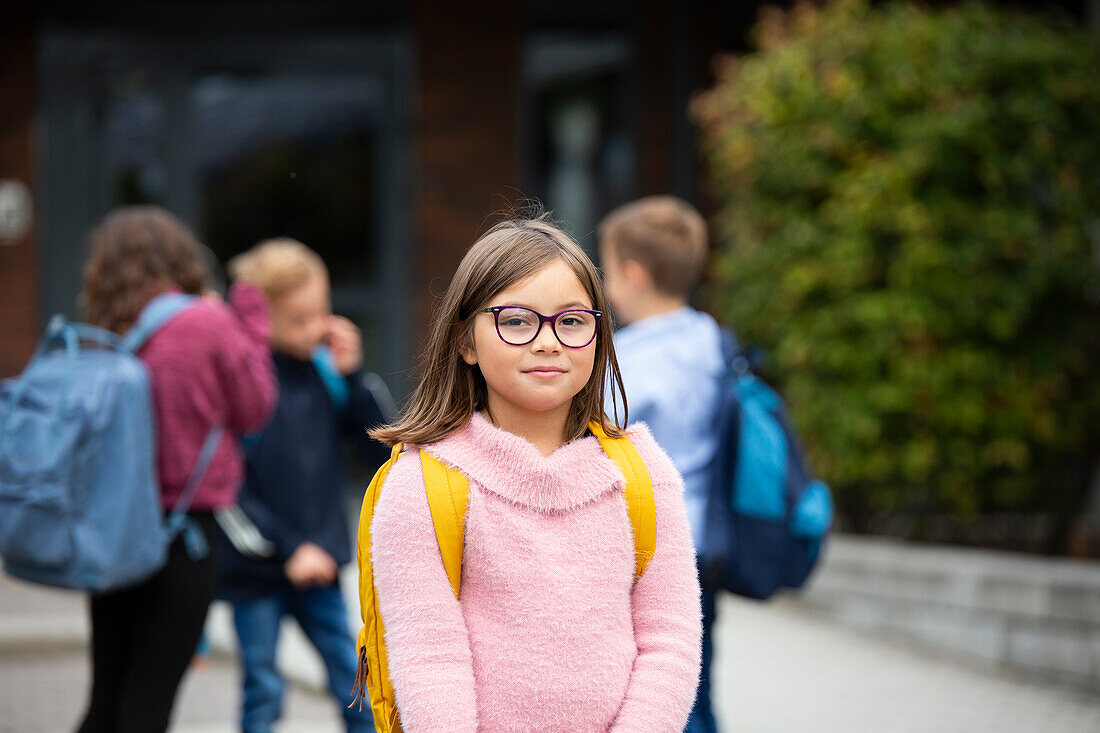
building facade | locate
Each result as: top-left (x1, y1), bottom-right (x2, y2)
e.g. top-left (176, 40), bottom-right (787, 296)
top-left (2, 0), bottom-right (1094, 389)
top-left (0, 0), bottom-right (764, 391)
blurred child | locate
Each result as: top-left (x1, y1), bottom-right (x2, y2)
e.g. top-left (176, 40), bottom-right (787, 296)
top-left (220, 239), bottom-right (385, 733)
top-left (364, 216), bottom-right (701, 730)
top-left (599, 196), bottom-right (726, 733)
top-left (78, 206), bottom-right (277, 732)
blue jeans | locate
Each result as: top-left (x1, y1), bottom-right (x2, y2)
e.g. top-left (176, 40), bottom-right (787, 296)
top-left (685, 590), bottom-right (718, 733)
top-left (232, 584), bottom-right (374, 733)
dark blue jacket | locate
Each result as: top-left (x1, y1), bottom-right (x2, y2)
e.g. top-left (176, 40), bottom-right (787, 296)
top-left (218, 351), bottom-right (388, 602)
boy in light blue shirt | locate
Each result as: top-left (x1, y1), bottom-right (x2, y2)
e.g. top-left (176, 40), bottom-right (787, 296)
top-left (600, 196), bottom-right (727, 733)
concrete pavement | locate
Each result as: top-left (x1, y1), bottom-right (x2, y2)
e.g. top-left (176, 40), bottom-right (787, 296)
top-left (712, 594), bottom-right (1100, 732)
top-left (3, 569), bottom-right (1100, 732)
top-left (0, 574), bottom-right (343, 733)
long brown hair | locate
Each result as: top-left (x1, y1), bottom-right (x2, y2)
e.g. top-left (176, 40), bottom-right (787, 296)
top-left (372, 215), bottom-right (628, 446)
top-left (82, 206), bottom-right (208, 334)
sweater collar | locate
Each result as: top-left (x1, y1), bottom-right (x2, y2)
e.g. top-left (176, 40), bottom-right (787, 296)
top-left (421, 412), bottom-right (624, 513)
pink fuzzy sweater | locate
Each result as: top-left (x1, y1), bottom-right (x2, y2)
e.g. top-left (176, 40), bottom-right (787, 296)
top-left (370, 413), bottom-right (702, 732)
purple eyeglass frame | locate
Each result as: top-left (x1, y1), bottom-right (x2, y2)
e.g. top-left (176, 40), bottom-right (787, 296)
top-left (478, 305), bottom-right (602, 348)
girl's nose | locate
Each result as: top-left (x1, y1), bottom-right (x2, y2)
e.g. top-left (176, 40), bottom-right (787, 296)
top-left (530, 322), bottom-right (562, 353)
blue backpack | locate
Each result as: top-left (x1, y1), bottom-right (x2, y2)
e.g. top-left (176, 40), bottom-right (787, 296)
top-left (700, 330), bottom-right (834, 600)
top-left (0, 293), bottom-right (222, 592)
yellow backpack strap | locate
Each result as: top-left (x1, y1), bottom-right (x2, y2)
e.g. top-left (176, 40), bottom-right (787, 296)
top-left (420, 451), bottom-right (470, 599)
top-left (589, 422), bottom-right (656, 583)
top-left (352, 446), bottom-right (469, 733)
top-left (353, 442), bottom-right (403, 732)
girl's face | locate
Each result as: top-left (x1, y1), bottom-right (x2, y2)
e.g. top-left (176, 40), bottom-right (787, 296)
top-left (461, 259), bottom-right (597, 425)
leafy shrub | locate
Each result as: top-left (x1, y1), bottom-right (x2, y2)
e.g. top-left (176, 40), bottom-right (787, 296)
top-left (693, 0), bottom-right (1100, 531)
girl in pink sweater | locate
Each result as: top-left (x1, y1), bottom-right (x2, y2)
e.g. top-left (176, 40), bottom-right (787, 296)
top-left (367, 216), bottom-right (702, 732)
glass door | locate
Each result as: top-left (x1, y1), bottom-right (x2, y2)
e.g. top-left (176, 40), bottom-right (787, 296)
top-left (38, 32), bottom-right (412, 390)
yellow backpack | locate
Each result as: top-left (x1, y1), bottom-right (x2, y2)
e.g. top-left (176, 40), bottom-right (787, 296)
top-left (351, 422), bottom-right (656, 733)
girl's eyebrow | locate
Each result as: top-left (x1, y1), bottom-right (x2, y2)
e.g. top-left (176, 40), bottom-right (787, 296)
top-left (499, 300), bottom-right (593, 311)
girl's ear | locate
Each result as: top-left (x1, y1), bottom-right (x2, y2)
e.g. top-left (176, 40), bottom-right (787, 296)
top-left (459, 331), bottom-right (478, 365)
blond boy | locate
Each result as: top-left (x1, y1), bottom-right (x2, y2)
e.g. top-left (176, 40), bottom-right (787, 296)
top-left (221, 239), bottom-right (383, 733)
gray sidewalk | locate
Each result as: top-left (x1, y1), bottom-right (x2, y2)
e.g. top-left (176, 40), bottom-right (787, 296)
top-left (711, 594), bottom-right (1100, 732)
top-left (3, 569), bottom-right (1100, 732)
top-left (0, 574), bottom-right (343, 733)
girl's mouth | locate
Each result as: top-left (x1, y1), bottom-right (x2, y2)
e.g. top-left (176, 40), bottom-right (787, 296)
top-left (523, 367), bottom-right (566, 378)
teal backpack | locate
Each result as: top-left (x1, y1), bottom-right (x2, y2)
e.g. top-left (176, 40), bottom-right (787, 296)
top-left (700, 330), bottom-right (834, 599)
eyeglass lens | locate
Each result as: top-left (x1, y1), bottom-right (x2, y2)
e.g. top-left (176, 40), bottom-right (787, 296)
top-left (495, 307), bottom-right (596, 348)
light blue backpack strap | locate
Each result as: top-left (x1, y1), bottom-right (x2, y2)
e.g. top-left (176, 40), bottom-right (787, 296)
top-left (165, 424), bottom-right (224, 560)
top-left (122, 292), bottom-right (197, 353)
top-left (311, 344), bottom-right (350, 415)
top-left (0, 317), bottom-right (88, 448)
top-left (15, 316), bottom-right (102, 386)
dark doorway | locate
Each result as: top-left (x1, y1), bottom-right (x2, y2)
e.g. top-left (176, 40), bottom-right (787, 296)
top-left (37, 32), bottom-right (412, 388)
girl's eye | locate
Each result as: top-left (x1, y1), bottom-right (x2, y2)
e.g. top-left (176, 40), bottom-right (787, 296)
top-left (557, 314), bottom-right (590, 328)
top-left (501, 317), bottom-right (530, 328)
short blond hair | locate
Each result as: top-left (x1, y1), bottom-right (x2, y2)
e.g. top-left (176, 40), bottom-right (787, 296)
top-left (228, 238), bottom-right (328, 300)
top-left (598, 196), bottom-right (708, 298)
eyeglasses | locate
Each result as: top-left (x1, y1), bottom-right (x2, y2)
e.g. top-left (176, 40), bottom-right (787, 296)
top-left (478, 305), bottom-right (601, 348)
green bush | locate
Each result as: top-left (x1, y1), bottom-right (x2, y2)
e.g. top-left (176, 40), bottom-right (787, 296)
top-left (693, 0), bottom-right (1100, 530)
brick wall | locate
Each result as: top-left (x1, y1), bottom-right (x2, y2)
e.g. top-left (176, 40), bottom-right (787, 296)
top-left (0, 0), bottom-right (38, 378)
top-left (636, 1), bottom-right (673, 197)
top-left (411, 1), bottom-right (521, 355)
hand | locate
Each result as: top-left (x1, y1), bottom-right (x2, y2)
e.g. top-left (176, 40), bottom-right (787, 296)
top-left (284, 542), bottom-right (338, 589)
top-left (324, 315), bottom-right (363, 375)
